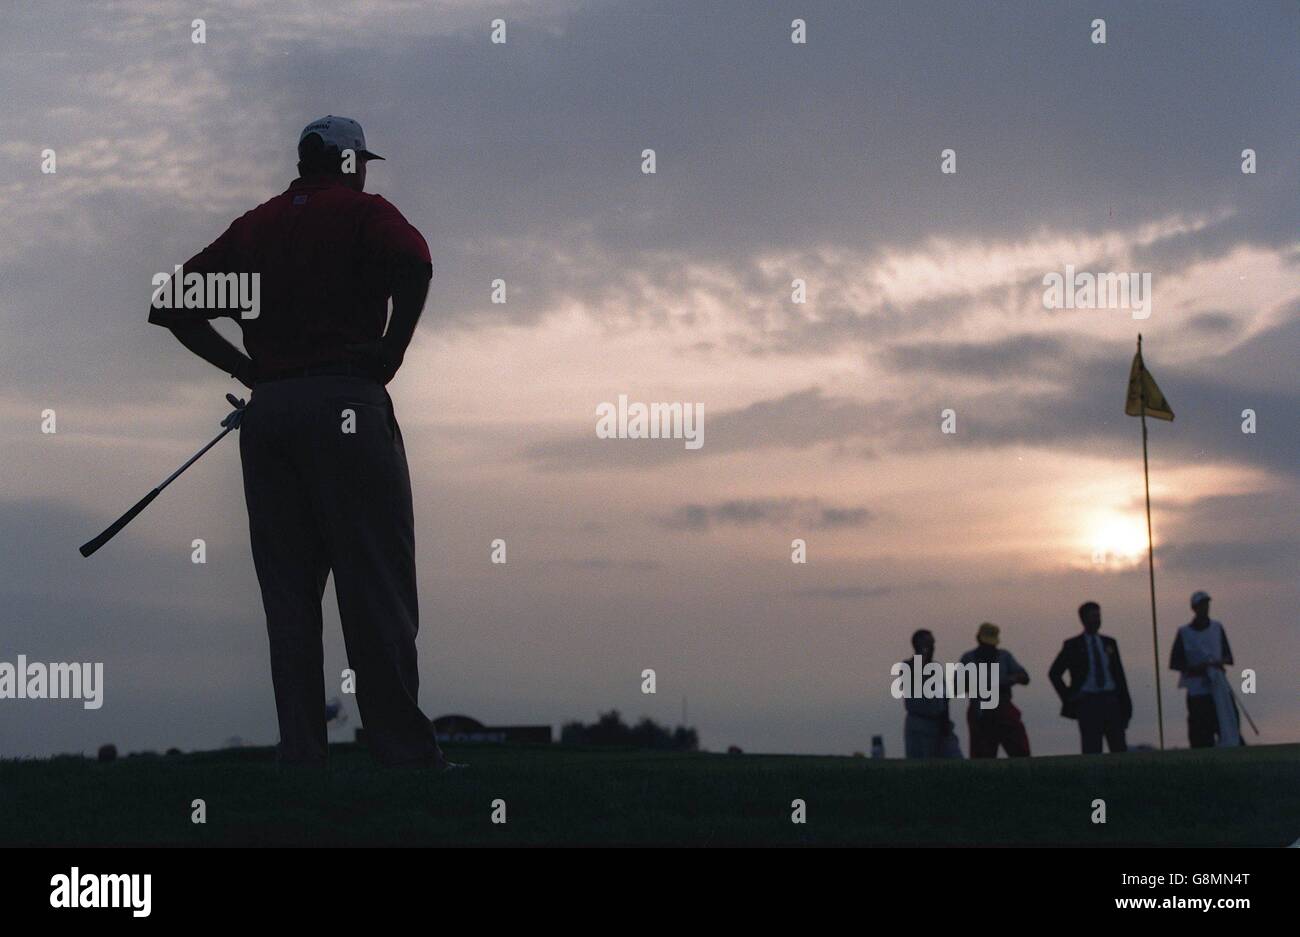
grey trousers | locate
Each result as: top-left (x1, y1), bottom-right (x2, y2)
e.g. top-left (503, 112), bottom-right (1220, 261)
top-left (904, 715), bottom-right (963, 758)
top-left (239, 374), bottom-right (442, 766)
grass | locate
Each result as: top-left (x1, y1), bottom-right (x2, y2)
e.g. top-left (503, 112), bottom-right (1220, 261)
top-left (2, 742), bottom-right (1296, 846)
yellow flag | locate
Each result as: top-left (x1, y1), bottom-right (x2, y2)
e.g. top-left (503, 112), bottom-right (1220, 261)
top-left (1125, 337), bottom-right (1174, 421)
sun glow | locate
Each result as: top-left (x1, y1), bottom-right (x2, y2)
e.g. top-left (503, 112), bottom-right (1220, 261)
top-left (1088, 514), bottom-right (1148, 568)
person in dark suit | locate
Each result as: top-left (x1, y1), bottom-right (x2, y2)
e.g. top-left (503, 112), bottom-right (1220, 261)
top-left (1048, 602), bottom-right (1131, 753)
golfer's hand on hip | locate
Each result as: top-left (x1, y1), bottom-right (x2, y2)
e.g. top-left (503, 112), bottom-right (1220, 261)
top-left (344, 341), bottom-right (403, 384)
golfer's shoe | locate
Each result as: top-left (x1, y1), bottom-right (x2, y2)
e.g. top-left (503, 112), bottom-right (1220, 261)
top-left (436, 758), bottom-right (468, 773)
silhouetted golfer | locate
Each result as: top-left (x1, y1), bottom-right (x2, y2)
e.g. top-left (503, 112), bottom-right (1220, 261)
top-left (901, 629), bottom-right (962, 759)
top-left (1170, 590), bottom-right (1241, 748)
top-left (148, 116), bottom-right (454, 769)
top-left (959, 622), bottom-right (1031, 758)
top-left (1048, 602), bottom-right (1131, 753)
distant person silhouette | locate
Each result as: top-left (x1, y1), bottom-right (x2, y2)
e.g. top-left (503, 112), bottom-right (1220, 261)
top-left (901, 629), bottom-right (962, 759)
top-left (148, 116), bottom-right (455, 769)
top-left (1048, 602), bottom-right (1131, 753)
top-left (960, 622), bottom-right (1031, 758)
top-left (1170, 591), bottom-right (1241, 748)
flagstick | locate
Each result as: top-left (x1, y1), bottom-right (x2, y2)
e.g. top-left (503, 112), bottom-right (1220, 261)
top-left (1139, 336), bottom-right (1166, 750)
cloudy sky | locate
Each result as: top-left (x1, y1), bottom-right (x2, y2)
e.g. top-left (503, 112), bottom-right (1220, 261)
top-left (1, 0), bottom-right (1296, 759)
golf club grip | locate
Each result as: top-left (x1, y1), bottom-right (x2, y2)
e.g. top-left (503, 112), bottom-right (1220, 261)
top-left (78, 488), bottom-right (161, 557)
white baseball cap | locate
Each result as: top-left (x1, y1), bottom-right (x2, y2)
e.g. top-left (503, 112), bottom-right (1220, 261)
top-left (1190, 590), bottom-right (1211, 607)
top-left (298, 115), bottom-right (385, 161)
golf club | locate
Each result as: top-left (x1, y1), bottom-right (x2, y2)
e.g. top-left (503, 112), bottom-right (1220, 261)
top-left (1228, 681), bottom-right (1261, 736)
top-left (78, 394), bottom-right (247, 558)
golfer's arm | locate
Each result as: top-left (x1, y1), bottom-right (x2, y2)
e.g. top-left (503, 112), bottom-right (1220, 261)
top-left (1047, 652), bottom-right (1068, 697)
top-left (381, 263), bottom-right (431, 370)
top-left (1169, 633), bottom-right (1187, 673)
top-left (166, 319), bottom-right (254, 387)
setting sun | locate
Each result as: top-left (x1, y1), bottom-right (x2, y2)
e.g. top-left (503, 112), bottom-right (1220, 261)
top-left (1088, 514), bottom-right (1148, 568)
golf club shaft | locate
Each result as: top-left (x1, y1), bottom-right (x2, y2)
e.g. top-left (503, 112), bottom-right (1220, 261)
top-left (78, 424), bottom-right (235, 558)
top-left (159, 424), bottom-right (234, 489)
top-left (1228, 683), bottom-right (1260, 735)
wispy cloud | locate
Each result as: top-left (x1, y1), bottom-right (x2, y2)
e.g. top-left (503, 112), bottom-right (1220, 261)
top-left (660, 498), bottom-right (873, 532)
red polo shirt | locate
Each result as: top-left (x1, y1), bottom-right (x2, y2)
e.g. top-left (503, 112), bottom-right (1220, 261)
top-left (148, 176), bottom-right (432, 373)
